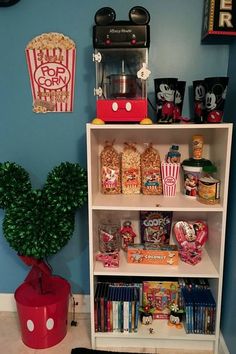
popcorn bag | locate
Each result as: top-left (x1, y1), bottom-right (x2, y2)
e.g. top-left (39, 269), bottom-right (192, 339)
top-left (161, 161), bottom-right (180, 197)
top-left (141, 143), bottom-right (162, 195)
top-left (121, 142), bottom-right (141, 194)
top-left (100, 141), bottom-right (121, 194)
top-left (25, 33), bottom-right (76, 113)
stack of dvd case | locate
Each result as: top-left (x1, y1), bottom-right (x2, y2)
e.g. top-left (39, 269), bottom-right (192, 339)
top-left (181, 284), bottom-right (216, 334)
top-left (94, 282), bottom-right (142, 333)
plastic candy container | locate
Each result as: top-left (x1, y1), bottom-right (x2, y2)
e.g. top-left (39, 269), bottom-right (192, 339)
top-left (173, 220), bottom-right (208, 265)
top-left (192, 135), bottom-right (204, 160)
top-left (182, 135), bottom-right (212, 199)
top-left (119, 220), bottom-right (136, 251)
top-left (166, 145), bottom-right (181, 163)
top-left (182, 158), bottom-right (212, 199)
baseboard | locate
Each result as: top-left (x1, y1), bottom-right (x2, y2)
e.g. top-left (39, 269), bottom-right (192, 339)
top-left (219, 332), bottom-right (230, 354)
top-left (0, 294), bottom-right (16, 311)
top-left (0, 293), bottom-right (90, 313)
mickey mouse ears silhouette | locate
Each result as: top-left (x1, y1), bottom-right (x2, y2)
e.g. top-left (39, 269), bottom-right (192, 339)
top-left (205, 77), bottom-right (229, 95)
top-left (94, 6), bottom-right (150, 26)
top-left (0, 162), bottom-right (88, 259)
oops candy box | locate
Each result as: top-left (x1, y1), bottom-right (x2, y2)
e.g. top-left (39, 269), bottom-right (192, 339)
top-left (127, 243), bottom-right (178, 265)
top-left (140, 211), bottom-right (172, 244)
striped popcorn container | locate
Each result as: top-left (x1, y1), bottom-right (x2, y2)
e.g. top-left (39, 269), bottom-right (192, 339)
top-left (25, 33), bottom-right (76, 113)
top-left (161, 161), bottom-right (180, 196)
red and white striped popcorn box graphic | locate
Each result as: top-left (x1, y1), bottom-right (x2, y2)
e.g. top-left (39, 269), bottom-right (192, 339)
top-left (161, 161), bottom-right (180, 197)
top-left (26, 48), bottom-right (76, 112)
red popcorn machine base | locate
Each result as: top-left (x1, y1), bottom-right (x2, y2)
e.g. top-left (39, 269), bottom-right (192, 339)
top-left (14, 276), bottom-right (70, 349)
top-left (96, 99), bottom-right (148, 122)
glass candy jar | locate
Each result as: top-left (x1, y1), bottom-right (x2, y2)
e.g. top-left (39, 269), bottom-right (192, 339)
top-left (98, 223), bottom-right (121, 253)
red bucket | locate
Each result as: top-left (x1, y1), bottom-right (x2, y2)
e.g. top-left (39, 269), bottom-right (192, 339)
top-left (14, 276), bottom-right (70, 349)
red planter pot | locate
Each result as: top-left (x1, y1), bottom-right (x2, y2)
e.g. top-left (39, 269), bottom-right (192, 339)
top-left (14, 276), bottom-right (70, 349)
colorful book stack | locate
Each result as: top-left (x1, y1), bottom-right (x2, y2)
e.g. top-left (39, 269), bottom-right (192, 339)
top-left (94, 282), bottom-right (142, 333)
top-left (181, 280), bottom-right (216, 334)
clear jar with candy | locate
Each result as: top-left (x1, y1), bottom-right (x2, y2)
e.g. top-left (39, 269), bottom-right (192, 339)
top-left (98, 223), bottom-right (121, 253)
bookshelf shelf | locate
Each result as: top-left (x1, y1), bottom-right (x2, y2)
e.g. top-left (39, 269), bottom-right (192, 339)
top-left (94, 249), bottom-right (219, 278)
top-left (86, 123), bottom-right (233, 354)
top-left (92, 192), bottom-right (224, 212)
top-left (94, 318), bottom-right (216, 339)
top-left (94, 322), bottom-right (216, 352)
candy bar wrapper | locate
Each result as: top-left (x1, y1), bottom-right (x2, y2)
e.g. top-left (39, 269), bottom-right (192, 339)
top-left (127, 244), bottom-right (178, 265)
top-left (161, 161), bottom-right (180, 197)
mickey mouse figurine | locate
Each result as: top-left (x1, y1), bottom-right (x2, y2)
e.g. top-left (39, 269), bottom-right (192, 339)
top-left (168, 304), bottom-right (184, 329)
top-left (120, 220), bottom-right (136, 251)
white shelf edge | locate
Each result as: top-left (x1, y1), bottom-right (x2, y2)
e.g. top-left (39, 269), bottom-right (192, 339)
top-left (93, 318), bottom-right (216, 341)
top-left (92, 205), bottom-right (223, 212)
top-left (94, 332), bottom-right (216, 341)
top-left (87, 123), bottom-right (233, 130)
top-left (91, 192), bottom-right (224, 212)
top-left (93, 249), bottom-right (219, 278)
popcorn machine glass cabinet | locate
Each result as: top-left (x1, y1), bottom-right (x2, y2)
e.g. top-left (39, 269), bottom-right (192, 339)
top-left (94, 48), bottom-right (149, 122)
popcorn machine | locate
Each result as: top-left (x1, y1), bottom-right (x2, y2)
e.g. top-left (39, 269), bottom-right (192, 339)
top-left (93, 6), bottom-right (151, 122)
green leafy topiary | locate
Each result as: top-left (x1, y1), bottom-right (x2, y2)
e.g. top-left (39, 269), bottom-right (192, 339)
top-left (44, 162), bottom-right (88, 212)
top-left (0, 161), bottom-right (87, 259)
top-left (0, 162), bottom-right (31, 209)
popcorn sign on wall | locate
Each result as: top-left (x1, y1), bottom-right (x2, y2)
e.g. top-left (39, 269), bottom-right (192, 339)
top-left (25, 33), bottom-right (76, 113)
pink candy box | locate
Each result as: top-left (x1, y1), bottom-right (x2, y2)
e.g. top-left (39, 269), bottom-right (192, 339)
top-left (173, 220), bottom-right (208, 265)
top-left (96, 252), bottom-right (120, 268)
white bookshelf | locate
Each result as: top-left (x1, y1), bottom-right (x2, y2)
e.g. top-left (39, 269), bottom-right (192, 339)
top-left (86, 123), bottom-right (232, 353)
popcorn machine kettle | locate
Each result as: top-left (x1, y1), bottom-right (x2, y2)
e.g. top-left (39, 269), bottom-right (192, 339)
top-left (93, 6), bottom-right (151, 123)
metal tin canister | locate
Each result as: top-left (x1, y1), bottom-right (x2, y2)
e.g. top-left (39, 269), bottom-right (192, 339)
top-left (198, 176), bottom-right (220, 204)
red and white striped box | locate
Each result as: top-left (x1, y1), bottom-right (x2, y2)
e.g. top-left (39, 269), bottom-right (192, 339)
top-left (26, 35), bottom-right (76, 113)
top-left (161, 161), bottom-right (180, 197)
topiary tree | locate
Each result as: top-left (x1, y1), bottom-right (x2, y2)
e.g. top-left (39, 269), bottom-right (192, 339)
top-left (0, 161), bottom-right (87, 293)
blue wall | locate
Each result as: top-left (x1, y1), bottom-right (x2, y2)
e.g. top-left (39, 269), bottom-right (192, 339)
top-left (221, 41), bottom-right (236, 354)
top-left (0, 0), bottom-right (230, 303)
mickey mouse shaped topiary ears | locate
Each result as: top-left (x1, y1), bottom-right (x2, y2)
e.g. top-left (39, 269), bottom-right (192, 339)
top-left (44, 162), bottom-right (88, 212)
top-left (0, 162), bottom-right (31, 209)
top-left (0, 161), bottom-right (88, 260)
